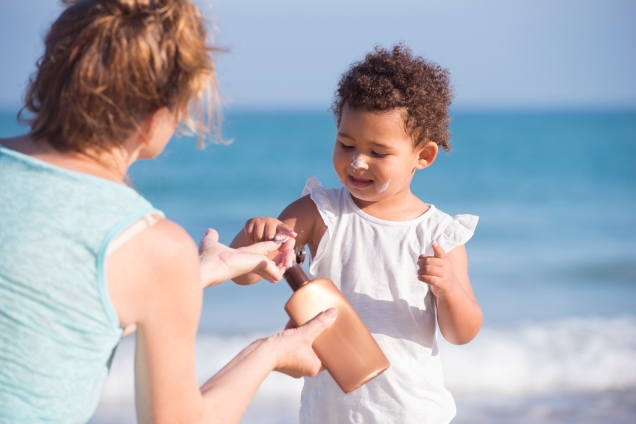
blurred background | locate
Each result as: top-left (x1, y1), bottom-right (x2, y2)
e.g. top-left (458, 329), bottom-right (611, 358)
top-left (1, 1), bottom-right (635, 423)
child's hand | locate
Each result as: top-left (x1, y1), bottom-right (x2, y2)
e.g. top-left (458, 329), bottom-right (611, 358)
top-left (244, 217), bottom-right (297, 244)
top-left (417, 242), bottom-right (461, 298)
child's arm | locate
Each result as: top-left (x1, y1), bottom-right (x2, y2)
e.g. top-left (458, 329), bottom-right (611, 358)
top-left (230, 195), bottom-right (327, 285)
top-left (417, 243), bottom-right (482, 345)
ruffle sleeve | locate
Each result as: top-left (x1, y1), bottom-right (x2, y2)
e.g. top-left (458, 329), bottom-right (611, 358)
top-left (302, 176), bottom-right (337, 275)
top-left (435, 214), bottom-right (479, 253)
top-left (302, 176), bottom-right (337, 231)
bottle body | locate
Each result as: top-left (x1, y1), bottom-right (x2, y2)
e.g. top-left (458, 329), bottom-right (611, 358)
top-left (284, 278), bottom-right (390, 393)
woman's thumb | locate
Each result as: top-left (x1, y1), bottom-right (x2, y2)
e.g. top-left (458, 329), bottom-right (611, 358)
top-left (204, 228), bottom-right (219, 242)
top-left (301, 308), bottom-right (338, 339)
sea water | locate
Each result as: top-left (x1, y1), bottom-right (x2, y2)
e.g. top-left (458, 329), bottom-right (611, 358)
top-left (1, 109), bottom-right (635, 423)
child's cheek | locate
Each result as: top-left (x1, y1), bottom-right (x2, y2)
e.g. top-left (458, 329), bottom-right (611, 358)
top-left (333, 154), bottom-right (350, 182)
top-left (377, 179), bottom-right (390, 193)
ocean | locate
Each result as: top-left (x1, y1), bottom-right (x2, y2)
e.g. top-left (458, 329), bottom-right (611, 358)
top-left (2, 109), bottom-right (635, 423)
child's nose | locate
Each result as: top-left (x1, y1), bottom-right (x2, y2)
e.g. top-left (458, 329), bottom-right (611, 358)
top-left (350, 153), bottom-right (368, 170)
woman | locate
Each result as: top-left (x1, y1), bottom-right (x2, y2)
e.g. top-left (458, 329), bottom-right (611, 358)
top-left (0, 0), bottom-right (335, 422)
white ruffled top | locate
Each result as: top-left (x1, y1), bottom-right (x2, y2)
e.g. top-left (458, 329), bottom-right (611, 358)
top-left (299, 176), bottom-right (478, 424)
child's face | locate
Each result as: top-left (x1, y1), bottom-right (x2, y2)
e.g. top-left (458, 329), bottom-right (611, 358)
top-left (332, 104), bottom-right (435, 203)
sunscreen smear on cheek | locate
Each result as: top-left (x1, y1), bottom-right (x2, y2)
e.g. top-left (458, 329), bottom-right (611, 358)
top-left (377, 179), bottom-right (390, 193)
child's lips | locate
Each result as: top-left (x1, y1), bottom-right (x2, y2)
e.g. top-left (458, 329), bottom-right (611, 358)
top-left (348, 175), bottom-right (373, 188)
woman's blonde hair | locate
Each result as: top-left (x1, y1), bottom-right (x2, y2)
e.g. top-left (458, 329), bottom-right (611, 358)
top-left (21, 0), bottom-right (219, 152)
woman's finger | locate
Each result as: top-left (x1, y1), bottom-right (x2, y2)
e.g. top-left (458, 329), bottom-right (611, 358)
top-left (240, 240), bottom-right (282, 255)
top-left (252, 255), bottom-right (285, 282)
top-left (280, 246), bottom-right (295, 268)
top-left (280, 237), bottom-right (296, 251)
top-left (260, 265), bottom-right (284, 283)
top-left (204, 228), bottom-right (219, 241)
top-left (283, 319), bottom-right (297, 330)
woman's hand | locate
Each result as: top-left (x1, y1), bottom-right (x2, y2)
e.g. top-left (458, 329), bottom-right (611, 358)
top-left (417, 242), bottom-right (461, 298)
top-left (267, 309), bottom-right (337, 378)
top-left (199, 228), bottom-right (295, 288)
top-left (198, 308), bottom-right (336, 423)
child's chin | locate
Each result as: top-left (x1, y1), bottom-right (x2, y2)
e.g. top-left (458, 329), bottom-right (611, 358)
top-left (348, 187), bottom-right (384, 201)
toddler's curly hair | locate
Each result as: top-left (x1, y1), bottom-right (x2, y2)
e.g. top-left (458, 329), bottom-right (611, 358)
top-left (333, 44), bottom-right (453, 151)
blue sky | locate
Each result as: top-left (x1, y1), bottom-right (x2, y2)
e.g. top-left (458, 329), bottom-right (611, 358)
top-left (1, 0), bottom-right (635, 110)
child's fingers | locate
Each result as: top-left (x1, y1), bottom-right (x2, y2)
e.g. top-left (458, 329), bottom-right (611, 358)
top-left (277, 223), bottom-right (297, 238)
top-left (265, 222), bottom-right (278, 240)
top-left (243, 221), bottom-right (254, 241)
top-left (258, 222), bottom-right (269, 241)
top-left (242, 240), bottom-right (282, 255)
top-left (244, 221), bottom-right (258, 242)
top-left (273, 225), bottom-right (297, 243)
top-left (417, 255), bottom-right (444, 267)
top-left (418, 264), bottom-right (443, 277)
top-left (244, 218), bottom-right (297, 243)
top-left (418, 274), bottom-right (440, 286)
top-left (432, 242), bottom-right (447, 259)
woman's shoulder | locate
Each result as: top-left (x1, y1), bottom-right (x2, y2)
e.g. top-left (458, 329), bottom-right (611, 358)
top-left (107, 218), bottom-right (201, 329)
top-left (124, 219), bottom-right (199, 277)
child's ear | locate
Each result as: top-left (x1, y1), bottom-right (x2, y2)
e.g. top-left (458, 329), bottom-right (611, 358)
top-left (415, 141), bottom-right (439, 170)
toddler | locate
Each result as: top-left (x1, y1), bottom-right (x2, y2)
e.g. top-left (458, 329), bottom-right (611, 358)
top-left (231, 44), bottom-right (482, 423)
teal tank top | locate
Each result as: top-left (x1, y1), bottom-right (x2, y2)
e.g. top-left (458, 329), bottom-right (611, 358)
top-left (0, 146), bottom-right (163, 423)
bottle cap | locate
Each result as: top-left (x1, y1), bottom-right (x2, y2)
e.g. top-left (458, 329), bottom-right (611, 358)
top-left (283, 246), bottom-right (310, 291)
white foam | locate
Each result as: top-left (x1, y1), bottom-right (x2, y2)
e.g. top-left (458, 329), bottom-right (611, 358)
top-left (440, 315), bottom-right (636, 396)
top-left (92, 315), bottom-right (636, 422)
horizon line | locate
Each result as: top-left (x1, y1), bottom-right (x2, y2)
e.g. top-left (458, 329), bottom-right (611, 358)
top-left (2, 103), bottom-right (636, 116)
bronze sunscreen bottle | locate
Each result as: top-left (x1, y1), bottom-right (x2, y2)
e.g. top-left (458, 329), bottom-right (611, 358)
top-left (283, 247), bottom-right (390, 393)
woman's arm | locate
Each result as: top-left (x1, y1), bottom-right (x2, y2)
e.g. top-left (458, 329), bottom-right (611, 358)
top-left (229, 195), bottom-right (327, 285)
top-left (417, 243), bottom-right (482, 345)
top-left (107, 219), bottom-right (335, 423)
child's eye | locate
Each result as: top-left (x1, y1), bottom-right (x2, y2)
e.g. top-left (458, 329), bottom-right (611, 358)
top-left (339, 142), bottom-right (354, 150)
top-left (372, 151), bottom-right (388, 158)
